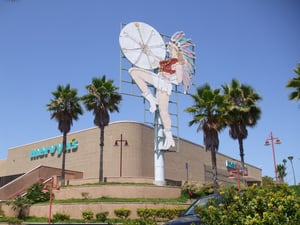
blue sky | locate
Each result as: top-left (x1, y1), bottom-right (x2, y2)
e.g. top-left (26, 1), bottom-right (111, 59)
top-left (0, 0), bottom-right (299, 185)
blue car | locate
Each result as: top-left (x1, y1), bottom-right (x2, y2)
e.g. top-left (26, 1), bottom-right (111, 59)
top-left (164, 193), bottom-right (221, 225)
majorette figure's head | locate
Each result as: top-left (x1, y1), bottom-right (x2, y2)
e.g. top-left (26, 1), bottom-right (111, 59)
top-left (169, 31), bottom-right (196, 93)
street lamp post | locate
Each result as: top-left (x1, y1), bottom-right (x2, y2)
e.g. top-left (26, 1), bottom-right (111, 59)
top-left (42, 177), bottom-right (54, 224)
top-left (114, 134), bottom-right (128, 177)
top-left (264, 132), bottom-right (281, 183)
top-left (228, 161), bottom-right (248, 191)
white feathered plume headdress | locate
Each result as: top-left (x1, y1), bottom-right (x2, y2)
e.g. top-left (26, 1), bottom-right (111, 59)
top-left (170, 31), bottom-right (196, 93)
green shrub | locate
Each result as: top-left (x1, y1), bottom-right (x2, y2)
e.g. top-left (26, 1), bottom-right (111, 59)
top-left (6, 182), bottom-right (52, 220)
top-left (95, 211), bottom-right (109, 222)
top-left (52, 212), bottom-right (70, 222)
top-left (137, 208), bottom-right (156, 220)
top-left (197, 184), bottom-right (300, 225)
top-left (290, 185), bottom-right (300, 197)
top-left (22, 216), bottom-right (47, 222)
top-left (155, 207), bottom-right (170, 220)
top-left (182, 182), bottom-right (216, 199)
top-left (26, 183), bottom-right (50, 203)
top-left (137, 207), bottom-right (186, 222)
top-left (163, 207), bottom-right (186, 220)
top-left (0, 216), bottom-right (23, 224)
top-left (114, 208), bottom-right (131, 219)
top-left (82, 210), bottom-right (94, 222)
top-left (121, 218), bottom-right (156, 225)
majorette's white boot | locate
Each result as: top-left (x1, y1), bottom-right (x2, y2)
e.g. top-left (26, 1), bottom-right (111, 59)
top-left (142, 92), bottom-right (158, 113)
top-left (162, 129), bottom-right (175, 150)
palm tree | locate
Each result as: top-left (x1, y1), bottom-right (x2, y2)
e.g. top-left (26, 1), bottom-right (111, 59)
top-left (7, 195), bottom-right (31, 219)
top-left (185, 84), bottom-right (227, 193)
top-left (286, 63), bottom-right (300, 101)
top-left (81, 76), bottom-right (122, 182)
top-left (222, 79), bottom-right (261, 170)
top-left (277, 161), bottom-right (287, 183)
top-left (46, 84), bottom-right (83, 186)
top-left (287, 156), bottom-right (296, 185)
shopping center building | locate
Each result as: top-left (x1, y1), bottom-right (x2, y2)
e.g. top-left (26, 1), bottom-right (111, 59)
top-left (0, 121), bottom-right (262, 200)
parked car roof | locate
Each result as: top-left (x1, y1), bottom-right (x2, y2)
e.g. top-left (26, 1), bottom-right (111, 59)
top-left (164, 193), bottom-right (221, 225)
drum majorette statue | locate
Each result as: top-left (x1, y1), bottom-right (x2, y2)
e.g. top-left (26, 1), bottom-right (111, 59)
top-left (120, 22), bottom-right (195, 148)
top-left (119, 22), bottom-right (195, 184)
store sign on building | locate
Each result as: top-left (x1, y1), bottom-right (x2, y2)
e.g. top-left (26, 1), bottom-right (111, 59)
top-left (29, 138), bottom-right (78, 160)
top-left (226, 160), bottom-right (249, 172)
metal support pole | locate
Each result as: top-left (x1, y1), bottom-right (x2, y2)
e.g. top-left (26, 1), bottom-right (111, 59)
top-left (154, 110), bottom-right (166, 186)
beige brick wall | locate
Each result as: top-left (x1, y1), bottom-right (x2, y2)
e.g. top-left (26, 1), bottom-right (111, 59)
top-left (1, 185), bottom-right (184, 219)
top-left (54, 185), bottom-right (181, 199)
top-left (0, 121), bottom-right (262, 184)
top-left (2, 201), bottom-right (189, 219)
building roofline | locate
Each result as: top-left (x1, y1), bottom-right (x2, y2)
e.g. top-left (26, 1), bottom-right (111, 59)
top-left (7, 120), bottom-right (150, 150)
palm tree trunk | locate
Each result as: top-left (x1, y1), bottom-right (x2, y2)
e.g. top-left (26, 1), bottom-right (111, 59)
top-left (99, 126), bottom-right (105, 182)
top-left (210, 148), bottom-right (218, 194)
top-left (238, 137), bottom-right (247, 186)
top-left (61, 132), bottom-right (67, 186)
top-left (18, 208), bottom-right (23, 219)
top-left (238, 137), bottom-right (245, 170)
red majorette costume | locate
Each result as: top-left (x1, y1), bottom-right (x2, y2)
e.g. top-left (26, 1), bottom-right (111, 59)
top-left (146, 58), bottom-right (180, 96)
top-left (159, 58), bottom-right (178, 74)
